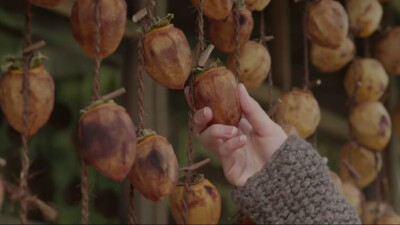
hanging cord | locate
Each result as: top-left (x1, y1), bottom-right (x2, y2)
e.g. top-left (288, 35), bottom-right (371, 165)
top-left (81, 1), bottom-right (102, 224)
top-left (19, 1), bottom-right (33, 224)
top-left (233, 2), bottom-right (241, 81)
top-left (183, 0), bottom-right (206, 224)
top-left (302, 2), bottom-right (310, 90)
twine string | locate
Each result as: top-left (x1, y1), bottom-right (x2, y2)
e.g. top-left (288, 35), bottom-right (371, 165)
top-left (19, 1), bottom-right (33, 223)
top-left (302, 2), bottom-right (310, 90)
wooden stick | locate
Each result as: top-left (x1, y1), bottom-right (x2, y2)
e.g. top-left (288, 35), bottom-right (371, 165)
top-left (23, 41), bottom-right (46, 54)
top-left (179, 158), bottom-right (211, 172)
top-left (99, 88), bottom-right (126, 101)
top-left (198, 45), bottom-right (215, 67)
top-left (0, 157), bottom-right (6, 167)
top-left (342, 159), bottom-right (361, 180)
top-left (132, 8), bottom-right (148, 23)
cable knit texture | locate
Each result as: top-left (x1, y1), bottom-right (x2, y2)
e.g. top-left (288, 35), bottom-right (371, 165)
top-left (232, 135), bottom-right (361, 224)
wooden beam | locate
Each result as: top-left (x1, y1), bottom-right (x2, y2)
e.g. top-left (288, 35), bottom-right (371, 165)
top-left (249, 84), bottom-right (349, 140)
top-left (52, 0), bottom-right (138, 38)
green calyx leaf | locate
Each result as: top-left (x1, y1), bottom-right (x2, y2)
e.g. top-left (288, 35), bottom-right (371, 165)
top-left (235, 0), bottom-right (245, 10)
top-left (137, 129), bottom-right (158, 143)
top-left (177, 173), bottom-right (204, 186)
top-left (79, 99), bottom-right (115, 115)
top-left (148, 13), bottom-right (174, 33)
top-left (1, 51), bottom-right (47, 73)
top-left (192, 58), bottom-right (224, 79)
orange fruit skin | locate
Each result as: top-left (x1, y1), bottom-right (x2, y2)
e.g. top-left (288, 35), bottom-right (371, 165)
top-left (191, 0), bottom-right (233, 20)
top-left (209, 8), bottom-right (254, 53)
top-left (71, 0), bottom-right (127, 58)
top-left (78, 103), bottom-right (137, 181)
top-left (129, 135), bottom-right (178, 202)
top-left (193, 67), bottom-right (241, 127)
top-left (170, 177), bottom-right (221, 224)
top-left (143, 24), bottom-right (192, 90)
top-left (0, 65), bottom-right (55, 137)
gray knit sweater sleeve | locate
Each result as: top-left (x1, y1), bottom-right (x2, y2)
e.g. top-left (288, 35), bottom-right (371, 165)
top-left (232, 135), bottom-right (361, 224)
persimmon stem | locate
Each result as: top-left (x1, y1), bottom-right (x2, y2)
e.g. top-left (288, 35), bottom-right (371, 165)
top-left (179, 158), bottom-right (211, 172)
top-left (198, 45), bottom-right (214, 67)
top-left (342, 159), bottom-right (361, 180)
top-left (132, 8), bottom-right (148, 23)
top-left (22, 40), bottom-right (46, 54)
top-left (99, 88), bottom-right (126, 101)
top-left (0, 157), bottom-right (6, 167)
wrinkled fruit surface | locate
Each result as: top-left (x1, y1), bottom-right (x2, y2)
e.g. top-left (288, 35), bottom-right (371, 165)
top-left (306, 0), bottom-right (348, 49)
top-left (144, 24), bottom-right (192, 89)
top-left (191, 0), bottom-right (233, 20)
top-left (311, 37), bottom-right (355, 72)
top-left (226, 41), bottom-right (271, 89)
top-left (350, 101), bottom-right (391, 151)
top-left (0, 65), bottom-right (55, 136)
top-left (78, 102), bottom-right (136, 181)
top-left (347, 0), bottom-right (382, 38)
top-left (29, 0), bottom-right (66, 7)
top-left (339, 143), bottom-right (382, 188)
top-left (341, 182), bottom-right (363, 216)
top-left (209, 8), bottom-right (254, 53)
top-left (194, 67), bottom-right (241, 127)
top-left (362, 201), bottom-right (394, 224)
top-left (375, 26), bottom-right (400, 76)
top-left (170, 176), bottom-right (221, 224)
top-left (71, 0), bottom-right (127, 58)
top-left (275, 89), bottom-right (321, 139)
top-left (344, 58), bottom-right (388, 102)
top-left (129, 134), bottom-right (178, 202)
top-left (245, 0), bottom-right (271, 11)
top-left (393, 104), bottom-right (400, 139)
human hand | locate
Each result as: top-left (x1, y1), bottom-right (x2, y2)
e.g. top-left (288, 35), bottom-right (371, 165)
top-left (185, 83), bottom-right (287, 187)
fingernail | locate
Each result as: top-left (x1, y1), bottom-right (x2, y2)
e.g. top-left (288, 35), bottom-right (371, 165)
top-left (230, 127), bottom-right (237, 135)
top-left (239, 135), bottom-right (246, 142)
top-left (202, 107), bottom-right (209, 117)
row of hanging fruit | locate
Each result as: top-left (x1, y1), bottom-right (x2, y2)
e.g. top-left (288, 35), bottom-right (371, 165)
top-left (0, 0), bottom-right (400, 224)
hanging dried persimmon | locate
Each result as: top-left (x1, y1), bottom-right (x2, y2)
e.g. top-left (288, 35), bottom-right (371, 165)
top-left (71, 0), bottom-right (127, 58)
top-left (78, 101), bottom-right (137, 181)
top-left (129, 131), bottom-right (178, 202)
top-left (0, 54), bottom-right (54, 137)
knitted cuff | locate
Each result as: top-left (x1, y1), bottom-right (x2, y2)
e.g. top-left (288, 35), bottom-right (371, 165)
top-left (232, 135), bottom-right (361, 224)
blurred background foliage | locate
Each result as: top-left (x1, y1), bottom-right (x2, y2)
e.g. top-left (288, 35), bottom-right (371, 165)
top-left (0, 0), bottom-right (399, 224)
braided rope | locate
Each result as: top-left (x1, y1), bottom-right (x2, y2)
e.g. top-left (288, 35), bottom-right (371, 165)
top-left (19, 1), bottom-right (33, 223)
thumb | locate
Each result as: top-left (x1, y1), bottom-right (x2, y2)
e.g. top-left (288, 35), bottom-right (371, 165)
top-left (237, 83), bottom-right (273, 136)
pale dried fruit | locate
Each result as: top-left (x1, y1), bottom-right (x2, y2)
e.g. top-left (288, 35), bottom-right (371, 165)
top-left (347, 0), bottom-right (383, 37)
top-left (341, 182), bottom-right (363, 216)
top-left (306, 0), bottom-right (348, 49)
top-left (311, 37), bottom-right (355, 72)
top-left (245, 0), bottom-right (271, 11)
top-left (144, 19), bottom-right (192, 89)
top-left (226, 41), bottom-right (271, 89)
top-left (363, 201), bottom-right (394, 224)
top-left (30, 0), bottom-right (66, 8)
top-left (375, 27), bottom-right (400, 76)
top-left (330, 171), bottom-right (343, 193)
top-left (344, 58), bottom-right (388, 102)
top-left (350, 101), bottom-right (391, 151)
top-left (209, 8), bottom-right (254, 53)
top-left (193, 66), bottom-right (241, 127)
top-left (393, 105), bottom-right (400, 139)
top-left (191, 0), bottom-right (233, 20)
top-left (78, 102), bottom-right (137, 181)
top-left (0, 65), bottom-right (55, 136)
top-left (129, 132), bottom-right (178, 202)
top-left (275, 89), bottom-right (321, 139)
top-left (71, 0), bottom-right (127, 58)
top-left (339, 143), bottom-right (382, 188)
top-left (170, 174), bottom-right (221, 224)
